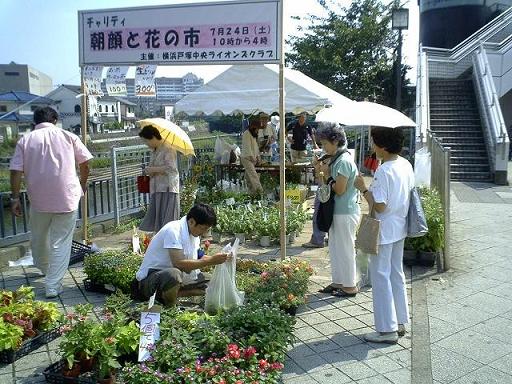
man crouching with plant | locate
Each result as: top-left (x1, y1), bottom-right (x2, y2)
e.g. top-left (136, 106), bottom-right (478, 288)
top-left (133, 203), bottom-right (230, 306)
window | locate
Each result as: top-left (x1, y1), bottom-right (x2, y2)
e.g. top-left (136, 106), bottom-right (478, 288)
top-left (74, 105), bottom-right (81, 113)
top-left (0, 106), bottom-right (7, 112)
top-left (98, 105), bottom-right (103, 113)
top-left (4, 71), bottom-right (19, 76)
top-left (106, 105), bottom-right (109, 113)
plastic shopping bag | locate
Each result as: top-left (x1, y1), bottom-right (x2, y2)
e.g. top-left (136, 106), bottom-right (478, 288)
top-left (414, 147), bottom-right (431, 188)
top-left (204, 239), bottom-right (245, 314)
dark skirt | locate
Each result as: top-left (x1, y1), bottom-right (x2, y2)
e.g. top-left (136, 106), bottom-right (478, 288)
top-left (139, 192), bottom-right (180, 232)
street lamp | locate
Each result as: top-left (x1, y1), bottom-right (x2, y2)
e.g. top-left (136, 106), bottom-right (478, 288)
top-left (392, 7), bottom-right (409, 110)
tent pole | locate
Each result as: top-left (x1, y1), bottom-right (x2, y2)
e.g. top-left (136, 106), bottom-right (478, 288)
top-left (278, 0), bottom-right (286, 260)
top-left (80, 68), bottom-right (89, 243)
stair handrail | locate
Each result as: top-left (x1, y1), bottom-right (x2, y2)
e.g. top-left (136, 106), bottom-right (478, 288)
top-left (472, 44), bottom-right (510, 183)
top-left (416, 46), bottom-right (430, 145)
top-left (474, 45), bottom-right (507, 142)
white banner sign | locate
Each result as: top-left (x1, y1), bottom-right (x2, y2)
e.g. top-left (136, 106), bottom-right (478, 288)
top-left (135, 65), bottom-right (157, 97)
top-left (106, 66), bottom-right (129, 96)
top-left (164, 106), bottom-right (173, 121)
top-left (87, 96), bottom-right (99, 118)
top-left (78, 0), bottom-right (281, 66)
top-left (83, 66), bottom-right (104, 96)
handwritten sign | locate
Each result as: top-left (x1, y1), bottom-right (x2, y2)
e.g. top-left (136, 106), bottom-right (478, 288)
top-left (135, 64), bottom-right (156, 97)
top-left (106, 66), bottom-right (129, 96)
top-left (83, 66), bottom-right (104, 96)
top-left (138, 292), bottom-right (160, 362)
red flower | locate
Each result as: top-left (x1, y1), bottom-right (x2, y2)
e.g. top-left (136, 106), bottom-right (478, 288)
top-left (258, 359), bottom-right (269, 370)
top-left (243, 346), bottom-right (257, 359)
top-left (270, 362), bottom-right (284, 370)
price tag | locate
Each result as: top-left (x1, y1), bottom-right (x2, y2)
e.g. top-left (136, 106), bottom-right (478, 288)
top-left (138, 292), bottom-right (161, 362)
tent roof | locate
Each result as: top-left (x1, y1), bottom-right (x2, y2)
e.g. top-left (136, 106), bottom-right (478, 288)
top-left (174, 65), bottom-right (352, 116)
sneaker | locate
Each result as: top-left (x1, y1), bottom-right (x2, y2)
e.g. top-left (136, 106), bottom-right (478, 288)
top-left (45, 284), bottom-right (64, 299)
top-left (398, 324), bottom-right (406, 337)
top-left (364, 331), bottom-right (398, 344)
top-left (302, 242), bottom-right (324, 248)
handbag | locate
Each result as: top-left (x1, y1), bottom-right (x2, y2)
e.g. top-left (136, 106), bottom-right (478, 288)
top-left (316, 180), bottom-right (335, 232)
top-left (407, 187), bottom-right (428, 237)
top-left (315, 149), bottom-right (347, 232)
top-left (137, 175), bottom-right (150, 194)
top-left (355, 202), bottom-right (380, 255)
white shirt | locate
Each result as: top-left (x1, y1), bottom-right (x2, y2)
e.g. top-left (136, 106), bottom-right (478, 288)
top-left (369, 156), bottom-right (415, 245)
top-left (136, 216), bottom-right (200, 284)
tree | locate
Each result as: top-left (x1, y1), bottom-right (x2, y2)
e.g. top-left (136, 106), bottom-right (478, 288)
top-left (286, 0), bottom-right (410, 108)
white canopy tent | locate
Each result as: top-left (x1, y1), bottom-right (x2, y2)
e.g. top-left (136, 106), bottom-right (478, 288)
top-left (174, 64), bottom-right (353, 116)
top-left (315, 101), bottom-right (416, 128)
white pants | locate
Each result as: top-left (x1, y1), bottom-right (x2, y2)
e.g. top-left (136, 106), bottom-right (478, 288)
top-left (240, 157), bottom-right (263, 194)
top-left (328, 213), bottom-right (360, 287)
top-left (369, 239), bottom-right (409, 332)
top-left (30, 208), bottom-right (77, 291)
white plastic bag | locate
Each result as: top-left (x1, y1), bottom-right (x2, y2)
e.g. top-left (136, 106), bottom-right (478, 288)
top-left (414, 147), bottom-right (431, 188)
top-left (204, 239), bottom-right (245, 314)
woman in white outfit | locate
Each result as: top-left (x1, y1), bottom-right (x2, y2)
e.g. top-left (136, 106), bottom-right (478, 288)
top-left (354, 126), bottom-right (415, 344)
top-left (316, 123), bottom-right (360, 297)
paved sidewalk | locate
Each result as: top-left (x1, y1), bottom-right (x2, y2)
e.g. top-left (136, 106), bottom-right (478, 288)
top-left (423, 181), bottom-right (512, 384)
top-left (0, 202), bottom-right (414, 384)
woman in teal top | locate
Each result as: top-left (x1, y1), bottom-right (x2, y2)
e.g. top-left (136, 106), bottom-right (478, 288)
top-left (316, 122), bottom-right (361, 297)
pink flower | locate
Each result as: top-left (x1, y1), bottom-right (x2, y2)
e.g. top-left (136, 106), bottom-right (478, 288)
top-left (258, 359), bottom-right (269, 370)
top-left (65, 313), bottom-right (76, 321)
top-left (243, 346), bottom-right (257, 359)
top-left (270, 362), bottom-right (284, 370)
top-left (261, 271), bottom-right (269, 280)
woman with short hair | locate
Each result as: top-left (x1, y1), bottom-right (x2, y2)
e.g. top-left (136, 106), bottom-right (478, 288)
top-left (316, 122), bottom-right (360, 297)
top-left (138, 124), bottom-right (180, 232)
top-left (354, 126), bottom-right (415, 344)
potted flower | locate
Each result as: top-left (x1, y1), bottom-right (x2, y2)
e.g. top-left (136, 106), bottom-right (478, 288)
top-left (84, 250), bottom-right (143, 293)
top-left (0, 286), bottom-right (62, 364)
top-left (238, 259), bottom-right (314, 313)
top-left (255, 207), bottom-right (279, 246)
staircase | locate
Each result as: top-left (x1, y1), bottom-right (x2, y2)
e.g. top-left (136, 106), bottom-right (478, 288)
top-left (429, 78), bottom-right (492, 182)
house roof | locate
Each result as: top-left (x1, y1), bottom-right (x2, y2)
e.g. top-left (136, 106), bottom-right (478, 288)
top-left (0, 112), bottom-right (34, 122)
top-left (61, 84), bottom-right (82, 94)
top-left (0, 91), bottom-right (54, 104)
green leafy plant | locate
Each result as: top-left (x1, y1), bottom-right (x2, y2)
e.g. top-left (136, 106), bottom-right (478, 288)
top-left (84, 250), bottom-right (143, 293)
top-left (180, 178), bottom-right (198, 215)
top-left (406, 187), bottom-right (445, 252)
top-left (0, 286), bottom-right (61, 352)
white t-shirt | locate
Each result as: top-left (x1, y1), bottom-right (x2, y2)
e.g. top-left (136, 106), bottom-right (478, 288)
top-left (136, 216), bottom-right (200, 284)
top-left (369, 156), bottom-right (415, 245)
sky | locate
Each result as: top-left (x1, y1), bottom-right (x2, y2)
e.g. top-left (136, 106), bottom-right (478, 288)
top-left (0, 0), bottom-right (419, 90)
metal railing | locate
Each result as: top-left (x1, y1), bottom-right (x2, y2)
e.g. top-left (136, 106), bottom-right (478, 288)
top-left (0, 132), bottom-right (242, 245)
top-left (473, 46), bottom-right (510, 183)
top-left (416, 47), bottom-right (430, 145)
top-left (427, 132), bottom-right (451, 271)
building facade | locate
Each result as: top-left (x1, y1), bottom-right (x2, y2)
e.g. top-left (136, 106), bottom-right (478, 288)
top-left (419, 0), bottom-right (512, 48)
top-left (0, 62), bottom-right (53, 96)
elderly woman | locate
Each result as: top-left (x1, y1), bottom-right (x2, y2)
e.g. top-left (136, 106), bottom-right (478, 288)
top-left (354, 127), bottom-right (415, 344)
top-left (316, 122), bottom-right (360, 297)
top-left (139, 125), bottom-right (180, 232)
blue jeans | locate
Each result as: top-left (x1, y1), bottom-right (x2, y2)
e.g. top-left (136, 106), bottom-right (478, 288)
top-left (310, 195), bottom-right (327, 245)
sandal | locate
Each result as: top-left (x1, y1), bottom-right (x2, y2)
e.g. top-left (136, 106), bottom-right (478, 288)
top-left (332, 289), bottom-right (357, 298)
top-left (318, 284), bottom-right (338, 294)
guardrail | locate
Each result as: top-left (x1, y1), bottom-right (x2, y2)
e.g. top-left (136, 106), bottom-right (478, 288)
top-left (473, 45), bottom-right (510, 184)
top-left (0, 132), bottom-right (242, 246)
top-left (427, 132), bottom-right (451, 271)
